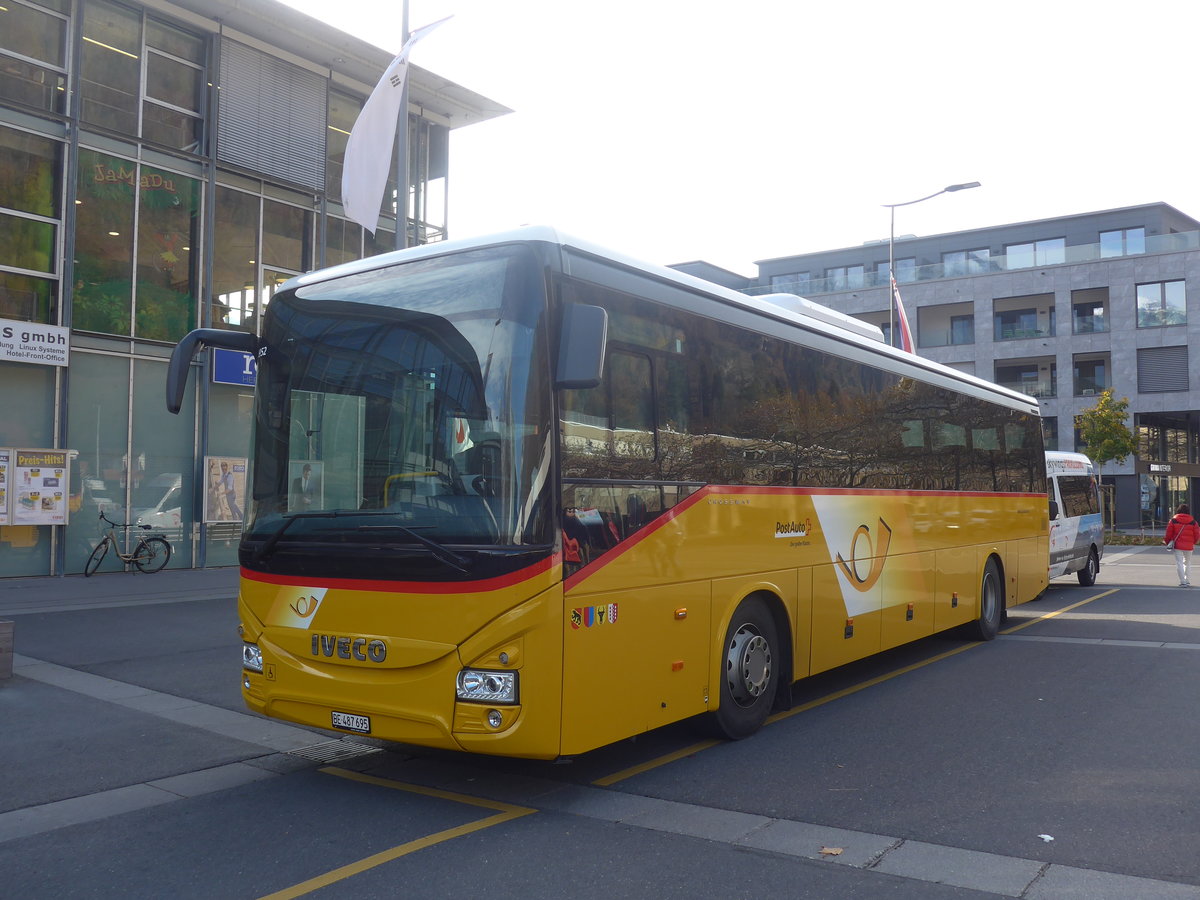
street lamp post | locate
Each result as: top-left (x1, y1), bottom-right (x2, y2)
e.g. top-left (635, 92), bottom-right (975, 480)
top-left (883, 181), bottom-right (980, 348)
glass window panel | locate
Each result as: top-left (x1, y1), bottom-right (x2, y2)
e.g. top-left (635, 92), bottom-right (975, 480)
top-left (131, 358), bottom-right (193, 565)
top-left (325, 216), bottom-right (361, 267)
top-left (135, 166), bottom-right (200, 341)
top-left (943, 250), bottom-right (966, 276)
top-left (0, 1), bottom-right (66, 65)
top-left (141, 102), bottom-right (201, 152)
top-left (80, 0), bottom-right (142, 135)
top-left (1037, 238), bottom-right (1065, 265)
top-left (63, 352), bottom-right (130, 574)
top-left (205, 383), bottom-right (254, 565)
top-left (0, 360), bottom-right (56, 576)
top-left (1099, 230), bottom-right (1122, 258)
top-left (146, 19), bottom-right (204, 64)
top-left (365, 226), bottom-right (396, 258)
top-left (0, 271), bottom-right (53, 321)
top-left (146, 51), bottom-right (202, 112)
top-left (325, 90), bottom-right (360, 203)
top-left (1, 211), bottom-right (55, 274)
top-left (262, 198), bottom-right (311, 272)
top-left (212, 185), bottom-right (259, 330)
top-left (0, 125), bottom-right (61, 217)
top-left (73, 149), bottom-right (136, 335)
top-left (0, 56), bottom-right (67, 112)
top-left (1126, 227), bottom-right (1146, 254)
top-left (1165, 280), bottom-right (1186, 318)
top-left (1006, 242), bottom-right (1034, 269)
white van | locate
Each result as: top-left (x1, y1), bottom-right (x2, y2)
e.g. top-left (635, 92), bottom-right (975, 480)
top-left (1046, 451), bottom-right (1104, 585)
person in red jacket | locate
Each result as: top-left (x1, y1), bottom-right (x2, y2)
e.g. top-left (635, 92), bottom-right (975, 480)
top-left (1163, 503), bottom-right (1200, 586)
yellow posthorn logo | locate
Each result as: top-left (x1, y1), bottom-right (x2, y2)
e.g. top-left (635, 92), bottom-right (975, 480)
top-left (835, 518), bottom-right (893, 591)
top-left (290, 594), bottom-right (320, 618)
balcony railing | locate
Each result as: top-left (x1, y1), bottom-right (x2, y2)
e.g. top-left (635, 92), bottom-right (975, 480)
top-left (996, 325), bottom-right (1054, 341)
top-left (997, 380), bottom-right (1056, 399)
top-left (1072, 315), bottom-right (1108, 334)
top-left (748, 230), bottom-right (1200, 297)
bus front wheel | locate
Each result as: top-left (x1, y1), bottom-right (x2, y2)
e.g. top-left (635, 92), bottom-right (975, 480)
top-left (708, 596), bottom-right (778, 740)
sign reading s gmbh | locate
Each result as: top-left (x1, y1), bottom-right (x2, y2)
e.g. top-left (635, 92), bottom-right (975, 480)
top-left (0, 318), bottom-right (69, 367)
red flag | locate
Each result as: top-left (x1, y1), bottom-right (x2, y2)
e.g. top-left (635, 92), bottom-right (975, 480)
top-left (891, 275), bottom-right (915, 353)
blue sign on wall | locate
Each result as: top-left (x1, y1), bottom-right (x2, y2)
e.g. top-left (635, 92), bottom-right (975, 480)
top-left (212, 348), bottom-right (257, 386)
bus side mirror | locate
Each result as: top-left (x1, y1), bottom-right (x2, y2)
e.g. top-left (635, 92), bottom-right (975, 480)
top-left (167, 328), bottom-right (258, 414)
top-left (555, 303), bottom-right (607, 390)
top-left (1049, 499), bottom-right (1059, 520)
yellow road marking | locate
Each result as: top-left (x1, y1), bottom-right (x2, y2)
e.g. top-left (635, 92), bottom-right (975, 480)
top-left (257, 767), bottom-right (536, 900)
top-left (595, 589), bottom-right (1116, 785)
top-left (592, 740), bottom-right (722, 786)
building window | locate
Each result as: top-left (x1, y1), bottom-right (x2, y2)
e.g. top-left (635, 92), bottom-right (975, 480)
top-left (1005, 238), bottom-right (1064, 269)
top-left (1073, 355), bottom-right (1109, 397)
top-left (942, 249), bottom-right (990, 277)
top-left (875, 258), bottom-right (915, 284)
top-left (0, 124), bottom-right (62, 323)
top-left (1136, 345), bottom-right (1188, 393)
top-left (0, 0), bottom-right (69, 113)
top-left (1136, 280), bottom-right (1186, 328)
top-left (950, 315), bottom-right (974, 345)
top-left (1042, 416), bottom-right (1058, 452)
top-left (1099, 227), bottom-right (1145, 258)
top-left (995, 362), bottom-right (1055, 399)
top-left (80, 1), bottom-right (207, 151)
top-left (770, 272), bottom-right (811, 294)
top-left (1072, 290), bottom-right (1108, 334)
top-left (995, 307), bottom-right (1053, 340)
top-left (824, 265), bottom-right (864, 291)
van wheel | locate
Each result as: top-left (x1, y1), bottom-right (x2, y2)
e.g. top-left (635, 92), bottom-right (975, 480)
top-left (706, 597), bottom-right (778, 740)
top-left (1077, 548), bottom-right (1098, 586)
top-left (963, 558), bottom-right (1003, 641)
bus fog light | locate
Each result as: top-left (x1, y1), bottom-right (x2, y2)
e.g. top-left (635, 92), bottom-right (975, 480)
top-left (456, 668), bottom-right (517, 704)
top-left (243, 642), bottom-right (263, 673)
top-left (487, 709), bottom-right (503, 728)
top-left (243, 676), bottom-right (251, 689)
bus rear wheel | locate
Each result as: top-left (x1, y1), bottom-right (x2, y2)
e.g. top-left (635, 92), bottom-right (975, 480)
top-left (1077, 549), bottom-right (1098, 586)
top-left (707, 596), bottom-right (778, 740)
top-left (963, 558), bottom-right (1003, 641)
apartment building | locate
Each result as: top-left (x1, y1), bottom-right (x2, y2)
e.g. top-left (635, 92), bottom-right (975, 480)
top-left (746, 203), bottom-right (1200, 531)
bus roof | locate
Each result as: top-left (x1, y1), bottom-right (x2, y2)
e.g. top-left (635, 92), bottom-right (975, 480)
top-left (286, 225), bottom-right (1040, 416)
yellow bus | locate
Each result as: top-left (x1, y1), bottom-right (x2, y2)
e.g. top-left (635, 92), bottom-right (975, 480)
top-left (167, 227), bottom-right (1048, 759)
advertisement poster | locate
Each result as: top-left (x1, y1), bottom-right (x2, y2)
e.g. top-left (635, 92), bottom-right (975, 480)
top-left (288, 460), bottom-right (323, 512)
top-left (13, 449), bottom-right (69, 525)
top-left (0, 448), bottom-right (9, 526)
top-left (204, 456), bottom-right (247, 523)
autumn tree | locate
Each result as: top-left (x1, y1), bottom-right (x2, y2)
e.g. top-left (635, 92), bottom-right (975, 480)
top-left (1075, 389), bottom-right (1137, 473)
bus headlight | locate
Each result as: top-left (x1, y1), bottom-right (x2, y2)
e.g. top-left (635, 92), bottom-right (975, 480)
top-left (456, 669), bottom-right (517, 704)
top-left (243, 642), bottom-right (263, 673)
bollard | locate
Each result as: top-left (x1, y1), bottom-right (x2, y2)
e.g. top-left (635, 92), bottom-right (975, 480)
top-left (0, 620), bottom-right (12, 679)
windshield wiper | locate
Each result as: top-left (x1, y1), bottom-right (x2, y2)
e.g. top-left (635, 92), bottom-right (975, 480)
top-left (356, 523), bottom-right (472, 574)
top-left (251, 509), bottom-right (472, 573)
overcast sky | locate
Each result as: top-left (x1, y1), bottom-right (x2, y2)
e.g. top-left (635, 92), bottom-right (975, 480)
top-left (281, 0), bottom-right (1200, 276)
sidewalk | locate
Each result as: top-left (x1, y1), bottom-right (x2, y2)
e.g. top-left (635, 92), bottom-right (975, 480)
top-left (0, 567), bottom-right (239, 617)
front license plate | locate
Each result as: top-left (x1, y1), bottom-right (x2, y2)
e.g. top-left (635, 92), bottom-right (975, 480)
top-left (331, 711), bottom-right (371, 734)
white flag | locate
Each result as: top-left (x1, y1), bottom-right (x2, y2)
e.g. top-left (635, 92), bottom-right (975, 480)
top-left (341, 17), bottom-right (451, 235)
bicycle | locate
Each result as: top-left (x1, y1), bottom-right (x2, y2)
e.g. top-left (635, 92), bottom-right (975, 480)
top-left (84, 510), bottom-right (172, 576)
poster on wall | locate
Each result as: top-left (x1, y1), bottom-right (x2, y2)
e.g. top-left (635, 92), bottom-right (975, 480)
top-left (204, 456), bottom-right (247, 523)
top-left (288, 460), bottom-right (323, 512)
top-left (12, 449), bottom-right (69, 526)
top-left (0, 448), bottom-right (10, 526)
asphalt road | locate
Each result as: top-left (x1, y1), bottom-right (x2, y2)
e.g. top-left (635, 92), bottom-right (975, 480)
top-left (1, 545), bottom-right (1198, 899)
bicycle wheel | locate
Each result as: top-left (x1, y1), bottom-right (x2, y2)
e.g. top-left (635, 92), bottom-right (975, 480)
top-left (84, 539), bottom-right (109, 577)
top-left (133, 536), bottom-right (172, 573)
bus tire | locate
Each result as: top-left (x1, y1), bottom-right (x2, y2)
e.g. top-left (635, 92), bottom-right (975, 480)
top-left (964, 558), bottom-right (1003, 641)
top-left (1077, 549), bottom-right (1098, 586)
top-left (707, 596), bottom-right (778, 740)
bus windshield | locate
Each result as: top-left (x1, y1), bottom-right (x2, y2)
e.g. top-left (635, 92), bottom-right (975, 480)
top-left (242, 244), bottom-right (554, 575)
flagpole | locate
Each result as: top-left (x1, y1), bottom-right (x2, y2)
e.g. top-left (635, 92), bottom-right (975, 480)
top-left (395, 0), bottom-right (410, 251)
top-left (882, 181), bottom-right (981, 349)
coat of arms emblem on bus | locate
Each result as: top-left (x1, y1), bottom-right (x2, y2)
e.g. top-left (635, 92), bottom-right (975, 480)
top-left (834, 518), bottom-right (893, 592)
top-left (571, 603), bottom-right (618, 629)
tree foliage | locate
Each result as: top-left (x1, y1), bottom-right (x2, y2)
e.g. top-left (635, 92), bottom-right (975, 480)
top-left (1076, 389), bottom-right (1137, 472)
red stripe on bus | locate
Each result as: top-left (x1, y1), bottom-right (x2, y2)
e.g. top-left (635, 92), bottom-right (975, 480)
top-left (241, 554), bottom-right (559, 594)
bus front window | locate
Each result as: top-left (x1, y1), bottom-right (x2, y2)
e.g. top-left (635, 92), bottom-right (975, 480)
top-left (242, 246), bottom-right (553, 578)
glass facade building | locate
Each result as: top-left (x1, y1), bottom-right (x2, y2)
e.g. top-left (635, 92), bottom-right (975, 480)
top-left (0, 0), bottom-right (507, 576)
